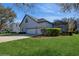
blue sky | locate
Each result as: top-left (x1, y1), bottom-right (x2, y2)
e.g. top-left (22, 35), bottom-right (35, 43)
top-left (2, 3), bottom-right (79, 23)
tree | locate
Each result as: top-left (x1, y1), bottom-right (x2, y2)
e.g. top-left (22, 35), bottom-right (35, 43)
top-left (58, 3), bottom-right (78, 35)
top-left (58, 3), bottom-right (79, 12)
top-left (13, 3), bottom-right (36, 13)
top-left (54, 17), bottom-right (77, 34)
top-left (0, 6), bottom-right (16, 30)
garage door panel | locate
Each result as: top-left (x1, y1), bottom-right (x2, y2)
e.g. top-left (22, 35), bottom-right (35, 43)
top-left (27, 29), bottom-right (36, 34)
top-left (26, 29), bottom-right (42, 35)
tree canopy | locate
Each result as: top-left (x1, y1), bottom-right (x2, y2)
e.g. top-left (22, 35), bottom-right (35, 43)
top-left (14, 3), bottom-right (79, 12)
top-left (58, 3), bottom-right (79, 12)
top-left (0, 6), bottom-right (16, 30)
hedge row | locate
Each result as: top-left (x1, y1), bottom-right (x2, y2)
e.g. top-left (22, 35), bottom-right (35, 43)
top-left (41, 28), bottom-right (61, 36)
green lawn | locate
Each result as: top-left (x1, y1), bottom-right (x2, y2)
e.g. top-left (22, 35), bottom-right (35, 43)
top-left (0, 34), bottom-right (79, 56)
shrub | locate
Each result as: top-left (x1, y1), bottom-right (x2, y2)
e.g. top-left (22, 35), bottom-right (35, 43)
top-left (10, 32), bottom-right (18, 34)
top-left (61, 32), bottom-right (68, 36)
top-left (74, 30), bottom-right (79, 34)
top-left (4, 29), bottom-right (11, 33)
top-left (41, 28), bottom-right (61, 36)
top-left (18, 32), bottom-right (26, 34)
top-left (68, 32), bottom-right (73, 36)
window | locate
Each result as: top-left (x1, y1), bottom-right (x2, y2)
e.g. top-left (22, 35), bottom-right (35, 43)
top-left (25, 17), bottom-right (28, 23)
top-left (25, 19), bottom-right (28, 23)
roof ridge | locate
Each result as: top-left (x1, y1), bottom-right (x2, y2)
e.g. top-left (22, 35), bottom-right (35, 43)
top-left (20, 14), bottom-right (52, 26)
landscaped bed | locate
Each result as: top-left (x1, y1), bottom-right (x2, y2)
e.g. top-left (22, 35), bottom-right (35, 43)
top-left (0, 34), bottom-right (79, 55)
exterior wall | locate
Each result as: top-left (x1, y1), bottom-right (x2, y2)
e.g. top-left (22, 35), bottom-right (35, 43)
top-left (77, 24), bottom-right (79, 31)
top-left (59, 25), bottom-right (68, 32)
top-left (24, 17), bottom-right (39, 29)
top-left (38, 22), bottom-right (52, 28)
top-left (10, 23), bottom-right (20, 33)
top-left (20, 16), bottom-right (39, 32)
top-left (26, 29), bottom-right (42, 35)
top-left (53, 24), bottom-right (68, 32)
top-left (3, 21), bottom-right (20, 33)
top-left (20, 16), bottom-right (53, 35)
top-left (76, 20), bottom-right (79, 31)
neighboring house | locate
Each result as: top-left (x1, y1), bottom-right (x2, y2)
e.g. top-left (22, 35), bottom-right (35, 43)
top-left (76, 19), bottom-right (79, 32)
top-left (10, 23), bottom-right (20, 33)
top-left (53, 21), bottom-right (68, 32)
top-left (20, 14), bottom-right (53, 35)
top-left (0, 21), bottom-right (20, 33)
top-left (54, 24), bottom-right (68, 32)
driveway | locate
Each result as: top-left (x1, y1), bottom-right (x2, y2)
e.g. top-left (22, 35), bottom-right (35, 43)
top-left (0, 36), bottom-right (30, 43)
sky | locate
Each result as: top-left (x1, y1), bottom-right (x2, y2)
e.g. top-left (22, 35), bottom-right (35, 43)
top-left (2, 3), bottom-right (79, 23)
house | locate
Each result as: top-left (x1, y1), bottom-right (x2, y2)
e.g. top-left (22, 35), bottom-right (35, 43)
top-left (0, 21), bottom-right (20, 33)
top-left (20, 14), bottom-right (53, 35)
top-left (53, 20), bottom-right (68, 32)
top-left (10, 23), bottom-right (20, 33)
top-left (76, 19), bottom-right (79, 32)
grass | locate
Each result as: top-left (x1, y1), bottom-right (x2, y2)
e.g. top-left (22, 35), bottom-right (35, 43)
top-left (0, 34), bottom-right (79, 55)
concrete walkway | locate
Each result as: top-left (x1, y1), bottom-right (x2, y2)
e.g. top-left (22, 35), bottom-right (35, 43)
top-left (0, 36), bottom-right (30, 43)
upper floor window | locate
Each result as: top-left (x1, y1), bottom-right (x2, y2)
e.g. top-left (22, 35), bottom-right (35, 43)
top-left (25, 19), bottom-right (28, 23)
top-left (25, 17), bottom-right (28, 23)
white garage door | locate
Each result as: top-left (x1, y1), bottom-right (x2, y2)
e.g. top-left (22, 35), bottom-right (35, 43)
top-left (26, 29), bottom-right (42, 35)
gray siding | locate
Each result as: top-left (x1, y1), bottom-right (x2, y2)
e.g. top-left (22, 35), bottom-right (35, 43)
top-left (20, 15), bottom-right (53, 35)
top-left (20, 16), bottom-right (53, 33)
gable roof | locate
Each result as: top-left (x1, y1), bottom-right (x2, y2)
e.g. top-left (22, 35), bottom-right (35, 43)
top-left (19, 14), bottom-right (27, 26)
top-left (37, 18), bottom-right (49, 23)
top-left (20, 14), bottom-right (52, 26)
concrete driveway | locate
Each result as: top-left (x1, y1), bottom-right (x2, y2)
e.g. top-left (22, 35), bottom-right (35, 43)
top-left (0, 36), bottom-right (30, 43)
